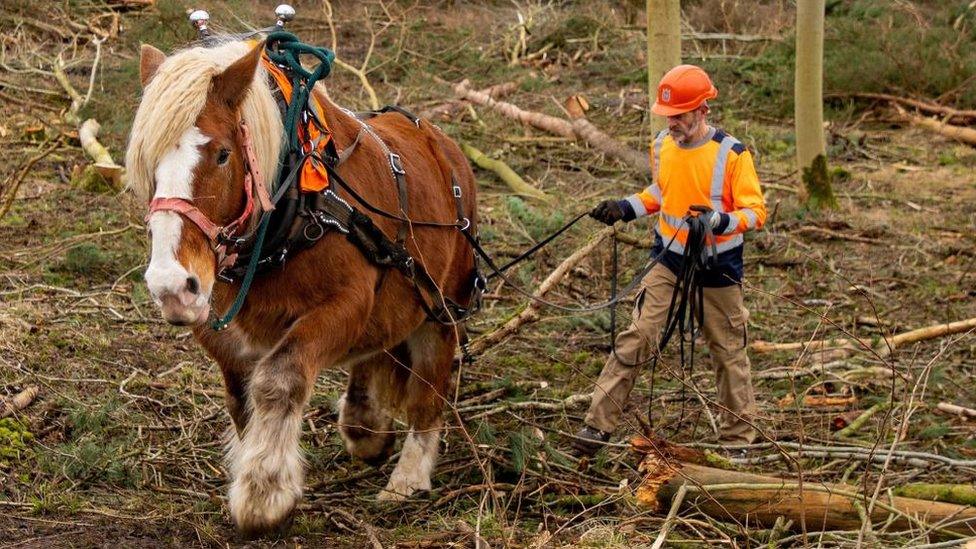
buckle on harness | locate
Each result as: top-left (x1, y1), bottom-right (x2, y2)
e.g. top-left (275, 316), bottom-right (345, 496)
top-left (453, 185), bottom-right (462, 198)
top-left (389, 153), bottom-right (406, 175)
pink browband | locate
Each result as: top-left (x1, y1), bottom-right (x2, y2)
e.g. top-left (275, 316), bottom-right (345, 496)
top-left (146, 120), bottom-right (274, 269)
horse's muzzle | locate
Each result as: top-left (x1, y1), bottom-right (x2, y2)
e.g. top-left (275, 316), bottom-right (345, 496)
top-left (159, 293), bottom-right (211, 326)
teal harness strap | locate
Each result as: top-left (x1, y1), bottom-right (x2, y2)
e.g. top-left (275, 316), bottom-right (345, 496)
top-left (211, 212), bottom-right (272, 330)
top-left (210, 33), bottom-right (335, 331)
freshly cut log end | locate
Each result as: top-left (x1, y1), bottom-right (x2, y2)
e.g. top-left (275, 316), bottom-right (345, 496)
top-left (630, 436), bottom-right (976, 538)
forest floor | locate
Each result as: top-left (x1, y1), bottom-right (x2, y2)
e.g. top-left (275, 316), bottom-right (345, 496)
top-left (1, 1), bottom-right (974, 547)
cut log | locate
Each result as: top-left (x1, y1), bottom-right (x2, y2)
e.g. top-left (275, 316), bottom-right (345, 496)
top-left (830, 409), bottom-right (865, 432)
top-left (778, 394), bottom-right (857, 409)
top-left (632, 436), bottom-right (976, 538)
top-left (460, 143), bottom-right (550, 203)
top-left (936, 402), bottom-right (976, 420)
top-left (0, 386), bottom-right (40, 419)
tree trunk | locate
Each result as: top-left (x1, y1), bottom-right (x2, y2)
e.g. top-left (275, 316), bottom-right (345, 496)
top-left (647, 0), bottom-right (681, 134)
top-left (633, 436), bottom-right (976, 538)
top-left (794, 0), bottom-right (836, 209)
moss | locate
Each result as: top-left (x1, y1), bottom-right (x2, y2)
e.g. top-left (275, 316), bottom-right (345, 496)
top-left (70, 165), bottom-right (115, 194)
top-left (894, 484), bottom-right (976, 506)
top-left (0, 418), bottom-right (33, 463)
top-left (802, 154), bottom-right (838, 210)
top-left (703, 450), bottom-right (736, 470)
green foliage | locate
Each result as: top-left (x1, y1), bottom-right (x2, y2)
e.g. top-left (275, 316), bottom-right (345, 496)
top-left (707, 1), bottom-right (976, 117)
top-left (474, 420), bottom-right (497, 446)
top-left (507, 427), bottom-right (541, 474)
top-left (55, 243), bottom-right (110, 277)
top-left (530, 15), bottom-right (603, 52)
top-left (918, 422), bottom-right (951, 440)
top-left (505, 196), bottom-right (565, 242)
top-left (0, 418), bottom-right (33, 463)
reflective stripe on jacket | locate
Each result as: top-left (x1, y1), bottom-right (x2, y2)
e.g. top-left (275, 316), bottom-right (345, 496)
top-left (620, 127), bottom-right (766, 286)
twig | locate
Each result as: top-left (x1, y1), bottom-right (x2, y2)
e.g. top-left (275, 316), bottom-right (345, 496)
top-left (651, 484), bottom-right (687, 549)
top-left (0, 139), bottom-right (62, 221)
top-left (833, 399), bottom-right (890, 439)
top-left (467, 226), bottom-right (614, 356)
top-left (331, 508), bottom-right (384, 549)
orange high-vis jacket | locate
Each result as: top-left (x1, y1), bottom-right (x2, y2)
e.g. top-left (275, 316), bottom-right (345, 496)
top-left (624, 127), bottom-right (766, 257)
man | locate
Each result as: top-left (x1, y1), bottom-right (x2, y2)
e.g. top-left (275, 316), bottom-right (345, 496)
top-left (573, 64), bottom-right (766, 456)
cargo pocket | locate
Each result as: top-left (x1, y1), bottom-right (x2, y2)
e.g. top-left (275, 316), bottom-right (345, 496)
top-left (726, 305), bottom-right (749, 350)
top-left (632, 287), bottom-right (647, 322)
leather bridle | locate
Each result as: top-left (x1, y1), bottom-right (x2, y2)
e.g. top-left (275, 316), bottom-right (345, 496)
top-left (145, 120), bottom-right (274, 269)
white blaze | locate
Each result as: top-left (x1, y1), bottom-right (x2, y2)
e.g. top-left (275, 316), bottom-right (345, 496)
top-left (144, 127), bottom-right (210, 303)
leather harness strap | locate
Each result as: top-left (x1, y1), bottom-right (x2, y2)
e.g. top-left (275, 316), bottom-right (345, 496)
top-left (146, 119), bottom-right (271, 271)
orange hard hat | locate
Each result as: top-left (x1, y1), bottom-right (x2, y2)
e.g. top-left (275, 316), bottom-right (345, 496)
top-left (651, 64), bottom-right (718, 116)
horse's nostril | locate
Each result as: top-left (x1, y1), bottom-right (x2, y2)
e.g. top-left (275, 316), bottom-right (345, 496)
top-left (186, 276), bottom-right (200, 295)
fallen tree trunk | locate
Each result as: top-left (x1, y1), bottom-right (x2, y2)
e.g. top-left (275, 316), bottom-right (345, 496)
top-left (937, 402), bottom-right (976, 420)
top-left (454, 79), bottom-right (575, 138)
top-left (420, 81), bottom-right (519, 121)
top-left (827, 91), bottom-right (976, 125)
top-left (564, 95), bottom-right (650, 175)
top-left (907, 115), bottom-right (976, 146)
top-left (454, 81), bottom-right (649, 174)
top-left (632, 436), bottom-right (976, 538)
top-left (751, 316), bottom-right (976, 355)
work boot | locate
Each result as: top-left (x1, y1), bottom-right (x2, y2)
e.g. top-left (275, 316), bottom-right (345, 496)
top-left (571, 425), bottom-right (611, 457)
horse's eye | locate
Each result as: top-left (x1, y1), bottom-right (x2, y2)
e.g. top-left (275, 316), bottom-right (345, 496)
top-left (217, 148), bottom-right (231, 166)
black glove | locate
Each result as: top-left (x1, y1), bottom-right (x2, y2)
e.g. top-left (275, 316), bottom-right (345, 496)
top-left (689, 204), bottom-right (722, 229)
top-left (590, 200), bottom-right (625, 225)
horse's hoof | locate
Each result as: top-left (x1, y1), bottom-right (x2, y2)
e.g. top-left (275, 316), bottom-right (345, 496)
top-left (236, 511), bottom-right (294, 540)
top-left (229, 476), bottom-right (300, 538)
top-left (377, 488), bottom-right (409, 502)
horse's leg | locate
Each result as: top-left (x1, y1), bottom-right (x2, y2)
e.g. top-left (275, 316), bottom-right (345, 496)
top-left (227, 297), bottom-right (371, 536)
top-left (337, 346), bottom-right (409, 464)
top-left (379, 323), bottom-right (456, 501)
top-left (194, 326), bottom-right (263, 433)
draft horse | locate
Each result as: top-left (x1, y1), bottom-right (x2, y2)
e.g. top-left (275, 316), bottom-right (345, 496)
top-left (127, 38), bottom-right (478, 535)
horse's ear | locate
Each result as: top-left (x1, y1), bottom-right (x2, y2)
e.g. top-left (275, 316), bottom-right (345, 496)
top-left (211, 41), bottom-right (265, 111)
top-left (140, 44), bottom-right (166, 87)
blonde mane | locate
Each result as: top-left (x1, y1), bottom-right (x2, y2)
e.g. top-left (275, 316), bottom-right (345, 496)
top-left (125, 40), bottom-right (283, 204)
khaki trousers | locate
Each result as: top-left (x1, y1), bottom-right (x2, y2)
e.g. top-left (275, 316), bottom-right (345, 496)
top-left (584, 264), bottom-right (758, 443)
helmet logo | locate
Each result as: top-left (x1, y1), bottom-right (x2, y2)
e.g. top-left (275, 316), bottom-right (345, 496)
top-left (661, 87), bottom-right (671, 103)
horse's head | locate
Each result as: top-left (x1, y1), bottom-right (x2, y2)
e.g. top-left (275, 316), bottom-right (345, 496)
top-left (127, 40), bottom-right (281, 326)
